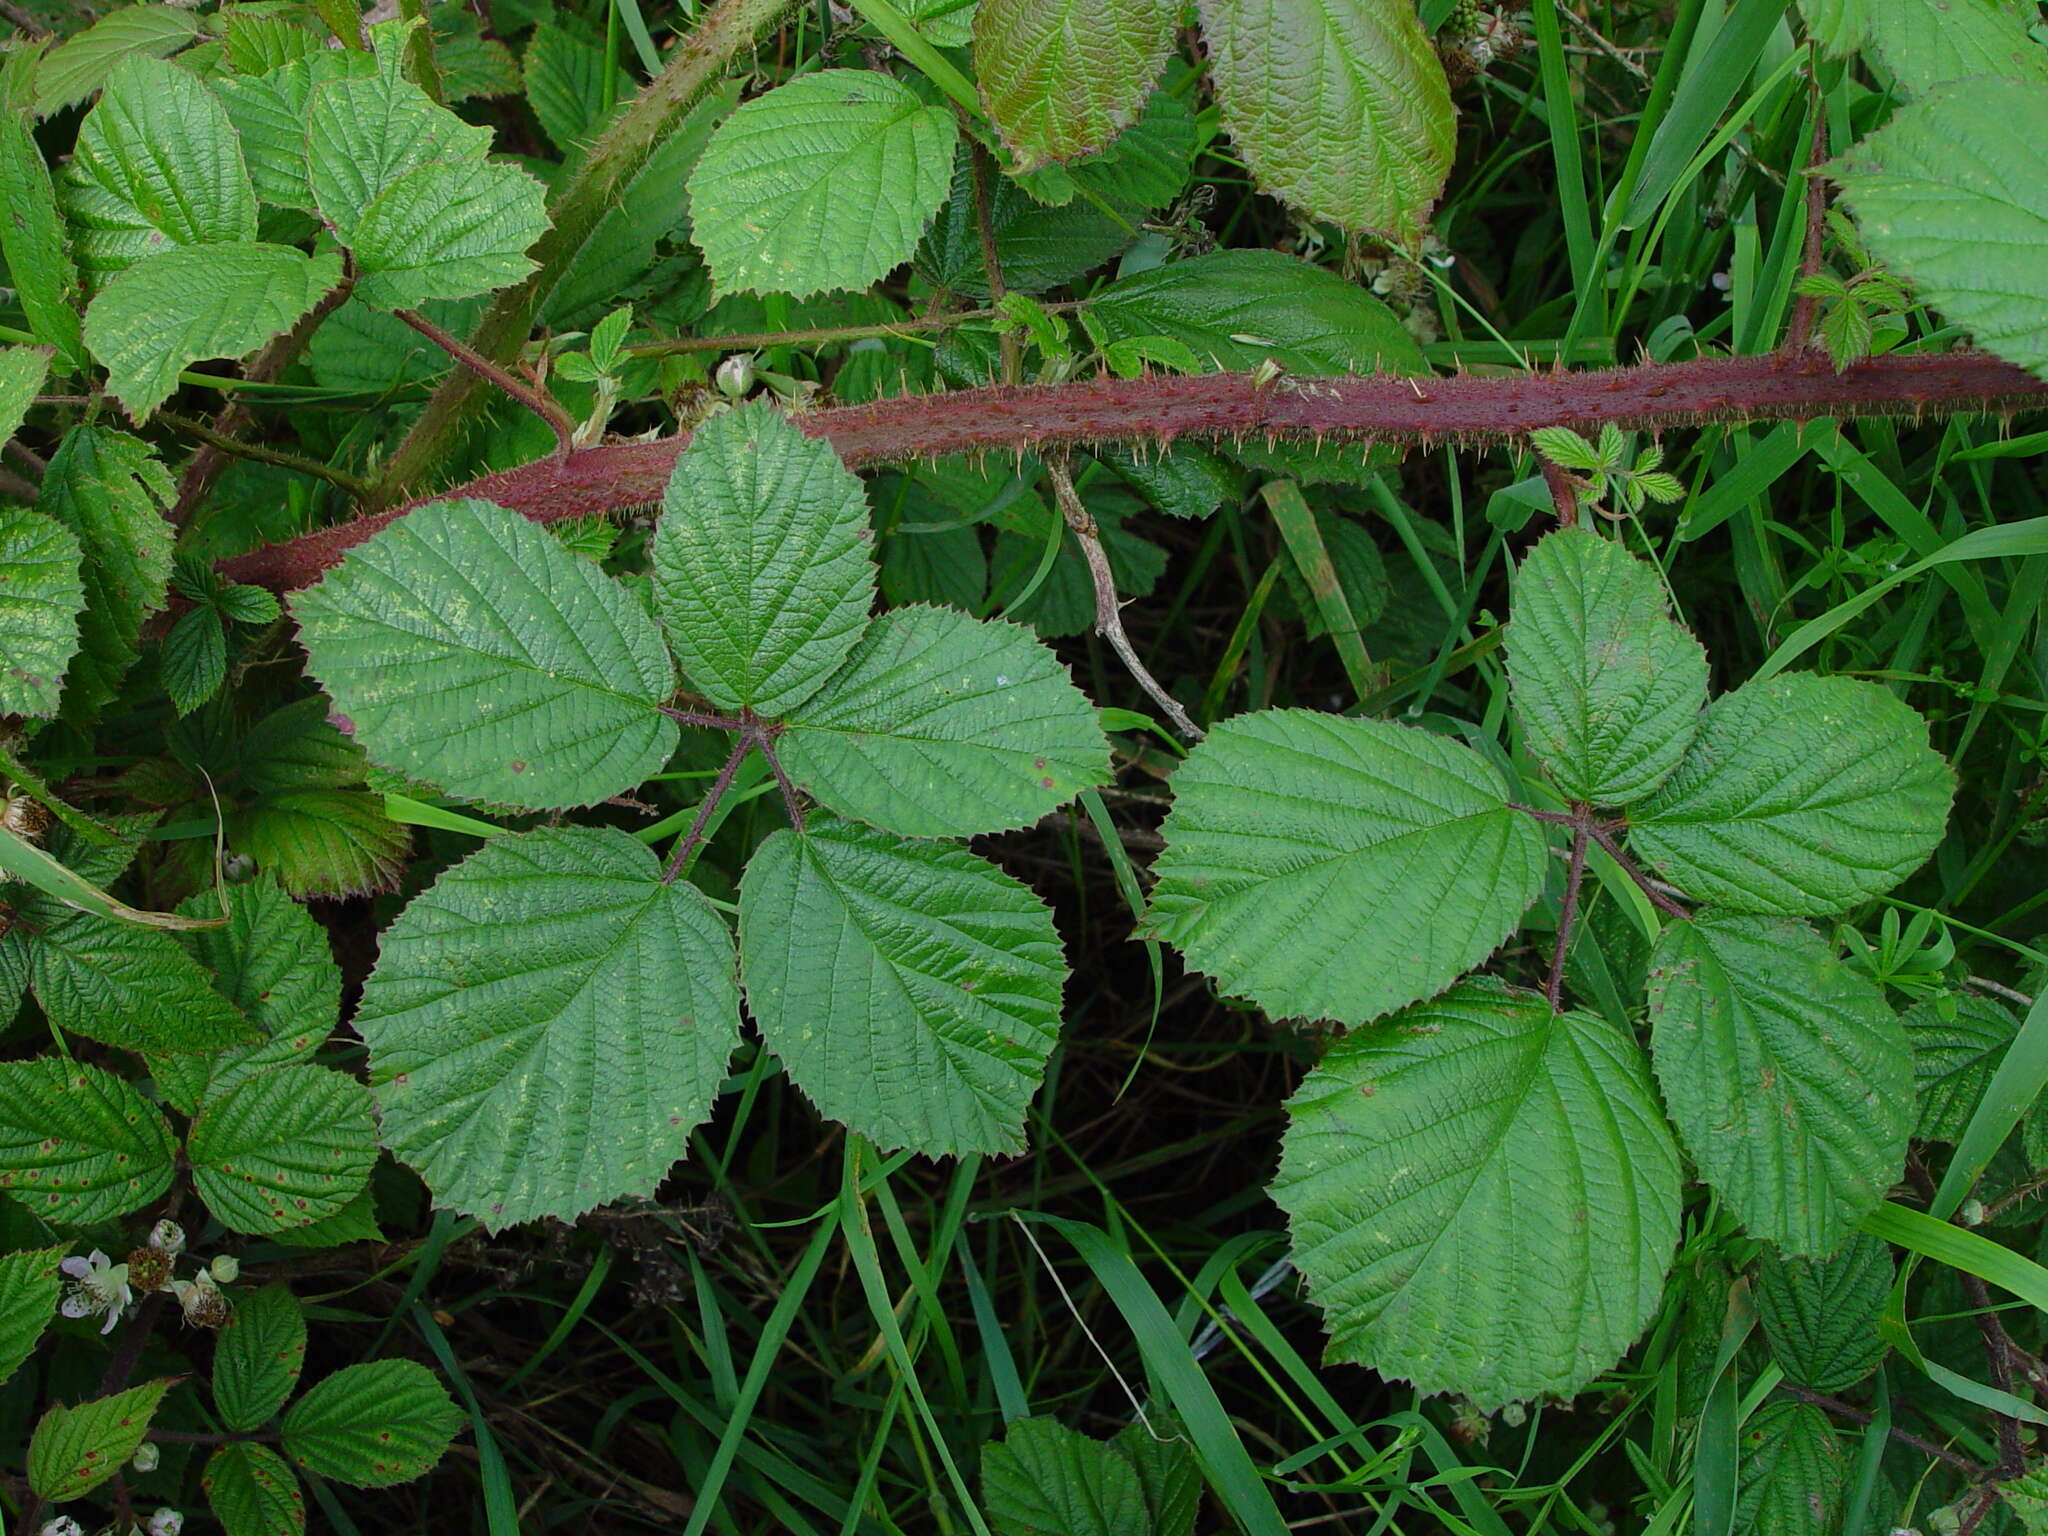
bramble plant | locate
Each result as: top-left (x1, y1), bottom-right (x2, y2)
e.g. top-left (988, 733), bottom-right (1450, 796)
top-left (6, 0), bottom-right (2048, 1530)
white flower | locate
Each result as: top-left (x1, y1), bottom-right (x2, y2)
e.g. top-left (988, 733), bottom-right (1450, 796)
top-left (148, 1219), bottom-right (187, 1256)
top-left (39, 1518), bottom-right (85, 1536)
top-left (146, 1509), bottom-right (185, 1536)
top-left (59, 1249), bottom-right (133, 1334)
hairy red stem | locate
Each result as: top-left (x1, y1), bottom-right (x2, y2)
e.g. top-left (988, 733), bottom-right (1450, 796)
top-left (221, 350), bottom-right (2048, 591)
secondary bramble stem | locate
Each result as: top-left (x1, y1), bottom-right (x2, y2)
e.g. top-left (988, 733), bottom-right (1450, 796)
top-left (1586, 822), bottom-right (1692, 920)
top-left (1546, 826), bottom-right (1591, 1010)
top-left (393, 309), bottom-right (578, 458)
top-left (1048, 455), bottom-right (1205, 742)
top-left (662, 735), bottom-right (752, 883)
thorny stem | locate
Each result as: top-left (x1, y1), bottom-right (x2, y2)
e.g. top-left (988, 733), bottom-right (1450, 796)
top-left (1539, 457), bottom-right (1580, 529)
top-left (157, 412), bottom-right (373, 496)
top-left (1773, 1383), bottom-right (1990, 1477)
top-left (1958, 1488), bottom-right (2004, 1536)
top-left (970, 139), bottom-right (1022, 387)
top-left (1586, 821), bottom-right (1692, 919)
top-left (0, 0), bottom-right (48, 33)
top-left (751, 718), bottom-right (806, 833)
top-left (1902, 1155), bottom-right (2033, 1482)
top-left (395, 308), bottom-right (579, 458)
top-left (623, 302), bottom-right (1075, 359)
top-left (1546, 826), bottom-right (1590, 1010)
top-left (1785, 58), bottom-right (1833, 355)
top-left (0, 465), bottom-right (38, 505)
top-left (662, 734), bottom-right (752, 883)
top-left (4, 436), bottom-right (46, 476)
top-left (1962, 1265), bottom-right (2030, 1477)
top-left (661, 706), bottom-right (748, 732)
top-left (219, 350), bottom-right (2048, 591)
top-left (1512, 803), bottom-right (1582, 827)
top-left (1047, 455), bottom-right (1206, 741)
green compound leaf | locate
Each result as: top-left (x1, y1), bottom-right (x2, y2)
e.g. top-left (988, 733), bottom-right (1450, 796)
top-left (1195, 0), bottom-right (1456, 246)
top-left (1507, 527), bottom-right (1708, 805)
top-left (2006, 1470), bottom-right (2048, 1535)
top-left (1849, 0), bottom-right (2048, 99)
top-left (353, 827), bottom-right (742, 1229)
top-left (37, 425), bottom-right (175, 725)
top-left (1835, 78), bottom-right (2048, 379)
top-left (1904, 991), bottom-right (2018, 1142)
top-left (1734, 1402), bottom-right (1845, 1536)
top-left (162, 607), bottom-right (228, 715)
top-left (0, 115), bottom-right (90, 373)
top-left (653, 401), bottom-right (877, 715)
top-left (0, 343), bottom-right (49, 449)
top-left (29, 1380), bottom-right (172, 1501)
top-left (205, 1442), bottom-right (307, 1536)
top-left (305, 40), bottom-right (491, 244)
top-left (1270, 978), bottom-right (1682, 1409)
top-left (973, 0), bottom-right (1175, 173)
top-left (1088, 248), bottom-right (1425, 375)
top-left (1145, 710), bottom-right (1548, 1027)
top-left (739, 817), bottom-right (1067, 1157)
top-left (523, 20), bottom-right (631, 155)
top-left (0, 506), bottom-right (85, 719)
top-left (213, 51), bottom-right (376, 212)
top-left (71, 55), bottom-right (256, 257)
top-left (1647, 912), bottom-right (1913, 1254)
top-left (687, 68), bottom-right (958, 299)
top-left (0, 1245), bottom-right (69, 1388)
top-left (84, 244), bottom-right (346, 422)
top-left (982, 1417), bottom-right (1149, 1536)
top-left (1110, 1421), bottom-right (1200, 1536)
top-left (1628, 673), bottom-right (1954, 916)
top-left (229, 790), bottom-right (413, 899)
top-left (281, 1359), bottom-right (462, 1488)
top-left (212, 1282), bottom-right (309, 1431)
top-left (278, 1185), bottom-right (384, 1250)
top-left (0, 1059), bottom-right (176, 1226)
top-left (224, 12), bottom-right (324, 74)
top-left (33, 4), bottom-right (202, 115)
top-left (900, 0), bottom-right (978, 45)
top-left (188, 1065), bottom-right (378, 1234)
top-left (29, 906), bottom-right (258, 1054)
top-left (781, 605), bottom-right (1111, 838)
top-left (292, 498), bottom-right (678, 811)
top-left (348, 158), bottom-right (550, 311)
top-left (150, 882), bottom-right (341, 1114)
top-left (1756, 1231), bottom-right (1892, 1392)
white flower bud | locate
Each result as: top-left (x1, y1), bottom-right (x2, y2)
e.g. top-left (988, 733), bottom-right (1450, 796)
top-left (39, 1519), bottom-right (86, 1536)
top-left (149, 1220), bottom-right (186, 1256)
top-left (714, 353), bottom-right (757, 400)
top-left (130, 1441), bottom-right (162, 1472)
top-left (209, 1255), bottom-right (240, 1284)
top-left (147, 1509), bottom-right (185, 1536)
